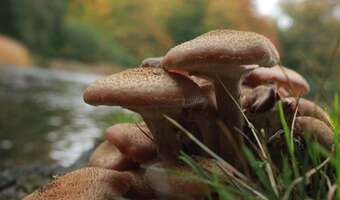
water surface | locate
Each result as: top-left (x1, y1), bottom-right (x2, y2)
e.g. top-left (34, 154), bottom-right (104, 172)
top-left (0, 67), bottom-right (138, 168)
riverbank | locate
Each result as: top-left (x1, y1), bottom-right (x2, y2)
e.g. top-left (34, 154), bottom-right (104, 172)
top-left (47, 59), bottom-right (126, 75)
top-left (0, 58), bottom-right (127, 76)
top-left (0, 139), bottom-right (101, 200)
top-left (0, 66), bottom-right (134, 199)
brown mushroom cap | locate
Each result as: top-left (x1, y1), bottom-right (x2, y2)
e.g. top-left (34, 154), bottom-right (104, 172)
top-left (283, 97), bottom-right (332, 128)
top-left (88, 140), bottom-right (135, 170)
top-left (241, 85), bottom-right (279, 113)
top-left (84, 67), bottom-right (207, 161)
top-left (294, 116), bottom-right (334, 147)
top-left (161, 29), bottom-right (279, 75)
top-left (140, 56), bottom-right (163, 67)
top-left (23, 167), bottom-right (133, 200)
top-left (144, 157), bottom-right (222, 198)
top-left (244, 66), bottom-right (310, 96)
top-left (105, 123), bottom-right (157, 163)
top-left (83, 67), bottom-right (207, 111)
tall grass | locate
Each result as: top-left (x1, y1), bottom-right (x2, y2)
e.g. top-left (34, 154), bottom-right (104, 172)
top-left (332, 94), bottom-right (340, 199)
top-left (166, 94), bottom-right (339, 199)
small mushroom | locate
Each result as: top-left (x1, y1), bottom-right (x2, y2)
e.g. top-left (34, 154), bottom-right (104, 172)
top-left (243, 96), bottom-right (284, 143)
top-left (140, 56), bottom-right (163, 67)
top-left (243, 65), bottom-right (310, 97)
top-left (241, 85), bottom-right (279, 114)
top-left (144, 156), bottom-right (222, 199)
top-left (294, 116), bottom-right (333, 147)
top-left (244, 96), bottom-right (334, 149)
top-left (88, 140), bottom-right (136, 170)
top-left (283, 97), bottom-right (333, 128)
top-left (23, 167), bottom-right (134, 200)
top-left (105, 123), bottom-right (157, 163)
top-left (84, 67), bottom-right (207, 161)
top-left (161, 29), bottom-right (279, 162)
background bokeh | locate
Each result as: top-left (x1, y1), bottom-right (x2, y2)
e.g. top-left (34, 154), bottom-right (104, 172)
top-left (0, 0), bottom-right (339, 169)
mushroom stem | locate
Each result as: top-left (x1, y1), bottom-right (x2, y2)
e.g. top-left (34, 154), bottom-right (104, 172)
top-left (214, 77), bottom-right (251, 171)
top-left (185, 107), bottom-right (220, 154)
top-left (142, 112), bottom-right (181, 161)
top-left (215, 77), bottom-right (243, 139)
top-left (195, 113), bottom-right (220, 154)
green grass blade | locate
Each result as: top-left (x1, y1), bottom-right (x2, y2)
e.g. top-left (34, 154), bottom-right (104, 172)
top-left (277, 101), bottom-right (293, 153)
top-left (243, 146), bottom-right (277, 199)
top-left (180, 152), bottom-right (210, 179)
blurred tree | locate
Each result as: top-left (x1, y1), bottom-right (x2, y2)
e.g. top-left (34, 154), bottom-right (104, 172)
top-left (0, 0), bottom-right (15, 36)
top-left (163, 0), bottom-right (278, 46)
top-left (0, 0), bottom-right (279, 67)
top-left (0, 0), bottom-right (67, 58)
top-left (60, 22), bottom-right (104, 62)
top-left (67, 0), bottom-right (173, 66)
top-left (67, 0), bottom-right (278, 66)
top-left (60, 20), bottom-right (136, 65)
top-left (165, 0), bottom-right (209, 44)
top-left (278, 0), bottom-right (340, 98)
top-left (204, 0), bottom-right (279, 46)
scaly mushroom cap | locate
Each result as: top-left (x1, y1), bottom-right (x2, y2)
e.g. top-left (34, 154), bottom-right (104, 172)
top-left (88, 140), bottom-right (135, 170)
top-left (23, 167), bottom-right (133, 200)
top-left (105, 123), bottom-right (157, 163)
top-left (83, 67), bottom-right (207, 111)
top-left (244, 66), bottom-right (310, 96)
top-left (161, 29), bottom-right (279, 76)
top-left (140, 56), bottom-right (163, 67)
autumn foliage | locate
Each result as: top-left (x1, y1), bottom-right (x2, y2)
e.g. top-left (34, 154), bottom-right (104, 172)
top-left (66, 0), bottom-right (278, 65)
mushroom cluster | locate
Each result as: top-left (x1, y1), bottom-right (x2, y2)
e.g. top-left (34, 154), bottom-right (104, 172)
top-left (23, 29), bottom-right (334, 200)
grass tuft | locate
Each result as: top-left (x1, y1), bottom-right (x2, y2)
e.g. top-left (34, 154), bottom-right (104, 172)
top-left (163, 94), bottom-right (340, 199)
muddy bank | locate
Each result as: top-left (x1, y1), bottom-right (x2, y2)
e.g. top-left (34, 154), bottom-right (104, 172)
top-left (0, 139), bottom-right (100, 200)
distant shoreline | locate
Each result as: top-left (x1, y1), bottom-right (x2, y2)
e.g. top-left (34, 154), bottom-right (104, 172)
top-left (0, 59), bottom-right (127, 76)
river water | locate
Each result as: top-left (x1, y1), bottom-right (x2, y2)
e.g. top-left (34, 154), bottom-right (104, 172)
top-left (0, 67), bottom-right (139, 169)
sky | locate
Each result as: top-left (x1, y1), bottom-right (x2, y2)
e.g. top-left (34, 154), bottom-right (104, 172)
top-left (255, 0), bottom-right (293, 28)
top-left (255, 0), bottom-right (280, 16)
